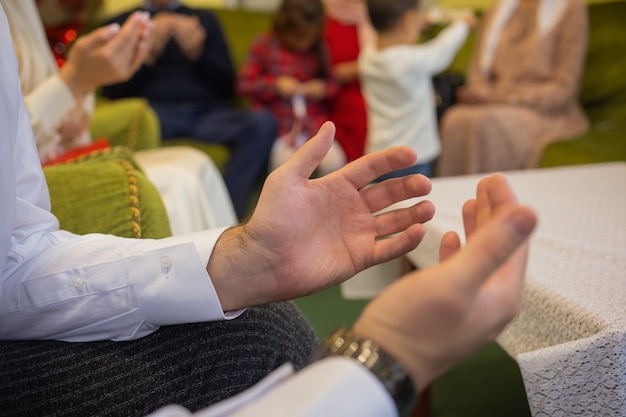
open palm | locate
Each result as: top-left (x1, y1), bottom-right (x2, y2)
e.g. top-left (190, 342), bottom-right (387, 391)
top-left (246, 122), bottom-right (436, 302)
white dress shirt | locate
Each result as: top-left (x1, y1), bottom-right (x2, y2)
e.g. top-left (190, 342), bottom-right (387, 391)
top-left (0, 6), bottom-right (237, 342)
top-left (359, 20), bottom-right (469, 163)
top-left (0, 7), bottom-right (399, 414)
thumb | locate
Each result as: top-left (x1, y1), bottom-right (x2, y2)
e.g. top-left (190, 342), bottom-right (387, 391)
top-left (282, 122), bottom-right (335, 179)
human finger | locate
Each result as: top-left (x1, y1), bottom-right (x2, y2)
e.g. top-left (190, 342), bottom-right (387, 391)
top-left (475, 174), bottom-right (520, 232)
top-left (339, 146), bottom-right (418, 189)
top-left (105, 11), bottom-right (150, 59)
top-left (440, 230), bottom-right (461, 261)
top-left (462, 198), bottom-right (477, 237)
top-left (475, 176), bottom-right (492, 228)
top-left (371, 223), bottom-right (427, 265)
top-left (128, 19), bottom-right (154, 71)
top-left (73, 23), bottom-right (121, 52)
top-left (278, 122), bottom-right (335, 180)
top-left (486, 173), bottom-right (519, 210)
top-left (373, 200), bottom-right (435, 239)
top-left (443, 204), bottom-right (536, 297)
top-left (360, 174), bottom-right (432, 214)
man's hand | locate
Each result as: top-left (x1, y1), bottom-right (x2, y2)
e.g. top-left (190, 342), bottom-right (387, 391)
top-left (208, 122), bottom-right (435, 311)
top-left (144, 12), bottom-right (176, 65)
top-left (353, 174), bottom-right (537, 392)
top-left (170, 14), bottom-right (206, 61)
top-left (59, 11), bottom-right (152, 99)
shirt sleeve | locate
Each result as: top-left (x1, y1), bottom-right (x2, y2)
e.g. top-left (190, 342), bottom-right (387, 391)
top-left (408, 20), bottom-right (470, 75)
top-left (148, 358), bottom-right (398, 417)
top-left (23, 73), bottom-right (78, 161)
top-left (0, 227), bottom-right (244, 342)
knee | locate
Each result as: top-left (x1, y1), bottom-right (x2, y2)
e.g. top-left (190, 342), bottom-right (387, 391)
top-left (243, 302), bottom-right (318, 370)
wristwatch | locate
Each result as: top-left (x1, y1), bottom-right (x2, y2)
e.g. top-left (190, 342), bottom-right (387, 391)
top-left (310, 327), bottom-right (418, 417)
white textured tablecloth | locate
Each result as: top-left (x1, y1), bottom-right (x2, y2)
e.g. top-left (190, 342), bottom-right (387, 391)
top-left (403, 162), bottom-right (626, 416)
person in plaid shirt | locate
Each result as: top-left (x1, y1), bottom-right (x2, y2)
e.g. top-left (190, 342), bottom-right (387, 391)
top-left (237, 0), bottom-right (347, 175)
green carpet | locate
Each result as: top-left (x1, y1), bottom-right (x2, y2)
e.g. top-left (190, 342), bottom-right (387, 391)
top-left (294, 287), bottom-right (532, 417)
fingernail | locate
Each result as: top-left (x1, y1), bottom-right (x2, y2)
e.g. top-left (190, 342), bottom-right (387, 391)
top-left (107, 23), bottom-right (121, 34)
top-left (511, 210), bottom-right (536, 238)
top-left (319, 121), bottom-right (333, 134)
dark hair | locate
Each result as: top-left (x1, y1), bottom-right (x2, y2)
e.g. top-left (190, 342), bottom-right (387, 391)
top-left (366, 0), bottom-right (420, 33)
top-left (273, 0), bottom-right (328, 77)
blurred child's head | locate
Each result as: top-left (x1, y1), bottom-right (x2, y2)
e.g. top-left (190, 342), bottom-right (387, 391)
top-left (366, 0), bottom-right (421, 42)
top-left (273, 0), bottom-right (325, 53)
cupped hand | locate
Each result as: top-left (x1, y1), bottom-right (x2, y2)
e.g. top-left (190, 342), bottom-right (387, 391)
top-left (208, 122), bottom-right (435, 311)
top-left (59, 11), bottom-right (152, 99)
top-left (353, 174), bottom-right (537, 392)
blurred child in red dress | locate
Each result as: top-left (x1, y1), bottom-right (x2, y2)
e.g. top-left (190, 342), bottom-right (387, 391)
top-left (323, 0), bottom-right (376, 162)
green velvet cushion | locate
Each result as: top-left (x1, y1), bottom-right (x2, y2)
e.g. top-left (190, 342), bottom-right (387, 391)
top-left (59, 145), bottom-right (144, 172)
top-left (91, 97), bottom-right (162, 151)
top-left (44, 158), bottom-right (172, 239)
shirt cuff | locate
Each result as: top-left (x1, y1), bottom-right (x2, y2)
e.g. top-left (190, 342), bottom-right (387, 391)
top-left (24, 74), bottom-right (76, 130)
top-left (136, 227), bottom-right (245, 323)
top-left (191, 358), bottom-right (397, 417)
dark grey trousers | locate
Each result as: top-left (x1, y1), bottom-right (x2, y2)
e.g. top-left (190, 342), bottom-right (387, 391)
top-left (0, 302), bottom-right (318, 417)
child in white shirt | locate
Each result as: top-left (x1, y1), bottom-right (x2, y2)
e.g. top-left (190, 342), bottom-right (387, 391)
top-left (359, 0), bottom-right (474, 178)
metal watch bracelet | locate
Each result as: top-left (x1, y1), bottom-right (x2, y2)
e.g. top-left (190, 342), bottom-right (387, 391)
top-left (310, 327), bottom-right (418, 417)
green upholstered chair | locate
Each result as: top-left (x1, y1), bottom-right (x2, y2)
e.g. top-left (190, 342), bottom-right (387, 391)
top-left (45, 92), bottom-right (171, 238)
top-left (91, 97), bottom-right (162, 152)
top-left (539, 1), bottom-right (626, 167)
top-left (44, 153), bottom-right (172, 240)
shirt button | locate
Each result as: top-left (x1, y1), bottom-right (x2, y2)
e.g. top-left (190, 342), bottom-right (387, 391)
top-left (160, 256), bottom-right (173, 270)
top-left (72, 277), bottom-right (85, 288)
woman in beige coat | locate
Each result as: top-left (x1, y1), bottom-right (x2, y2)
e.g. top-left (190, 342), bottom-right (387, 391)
top-left (437, 0), bottom-right (589, 176)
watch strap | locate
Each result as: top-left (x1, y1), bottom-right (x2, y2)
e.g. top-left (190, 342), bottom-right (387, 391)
top-left (310, 327), bottom-right (418, 417)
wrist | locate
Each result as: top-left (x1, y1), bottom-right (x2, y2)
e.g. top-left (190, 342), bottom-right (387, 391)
top-left (58, 63), bottom-right (93, 101)
top-left (206, 225), bottom-right (276, 310)
top-left (311, 327), bottom-right (418, 417)
top-left (352, 319), bottom-right (432, 391)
